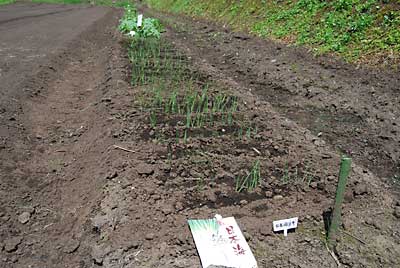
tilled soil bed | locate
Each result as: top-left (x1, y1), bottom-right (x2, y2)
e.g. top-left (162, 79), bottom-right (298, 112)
top-left (0, 3), bottom-right (399, 268)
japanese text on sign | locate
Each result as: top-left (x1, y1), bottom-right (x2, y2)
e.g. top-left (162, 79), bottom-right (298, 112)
top-left (273, 217), bottom-right (298, 237)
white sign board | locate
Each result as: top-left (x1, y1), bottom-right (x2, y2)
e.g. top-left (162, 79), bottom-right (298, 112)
top-left (137, 14), bottom-right (143, 27)
top-left (188, 216), bottom-right (257, 268)
top-left (273, 217), bottom-right (298, 236)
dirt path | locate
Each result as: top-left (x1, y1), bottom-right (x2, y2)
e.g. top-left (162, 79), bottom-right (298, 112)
top-left (1, 2), bottom-right (400, 268)
top-left (0, 3), bottom-right (126, 267)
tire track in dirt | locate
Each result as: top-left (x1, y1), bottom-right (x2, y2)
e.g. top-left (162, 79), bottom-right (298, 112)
top-left (0, 6), bottom-right (80, 25)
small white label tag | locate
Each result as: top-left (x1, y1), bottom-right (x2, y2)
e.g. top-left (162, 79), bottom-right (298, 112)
top-left (273, 217), bottom-right (298, 237)
top-left (137, 14), bottom-right (143, 27)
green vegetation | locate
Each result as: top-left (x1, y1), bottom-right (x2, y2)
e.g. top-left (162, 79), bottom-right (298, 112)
top-left (281, 161), bottom-right (316, 186)
top-left (119, 5), bottom-right (255, 145)
top-left (118, 4), bottom-right (163, 38)
top-left (97, 0), bottom-right (132, 6)
top-left (145, 0), bottom-right (400, 64)
top-left (0, 0), bottom-right (15, 5)
top-left (235, 160), bottom-right (261, 193)
top-left (128, 36), bottom-right (247, 142)
top-left (119, 4), bottom-right (318, 195)
top-left (147, 88), bottom-right (239, 130)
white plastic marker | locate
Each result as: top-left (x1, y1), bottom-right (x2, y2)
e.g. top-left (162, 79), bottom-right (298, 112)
top-left (188, 214), bottom-right (257, 268)
top-left (273, 217), bottom-right (298, 237)
top-left (137, 14), bottom-right (143, 28)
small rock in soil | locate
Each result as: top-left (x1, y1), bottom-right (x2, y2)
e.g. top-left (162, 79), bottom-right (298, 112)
top-left (26, 206), bottom-right (35, 214)
top-left (207, 265), bottom-right (232, 268)
top-left (145, 233), bottom-right (155, 240)
top-left (321, 153), bottom-right (332, 159)
top-left (337, 251), bottom-right (355, 266)
top-left (162, 206), bottom-right (174, 215)
top-left (155, 179), bottom-right (164, 186)
top-left (18, 212), bottom-right (31, 224)
top-left (393, 207), bottom-right (400, 219)
top-left (216, 171), bottom-right (234, 180)
top-left (152, 194), bottom-right (161, 201)
top-left (208, 181), bottom-right (216, 188)
top-left (327, 175), bottom-right (336, 182)
top-left (136, 163), bottom-right (154, 175)
top-left (91, 245), bottom-right (111, 265)
top-left (365, 219), bottom-right (381, 230)
top-left (273, 188), bottom-right (282, 194)
top-left (206, 192), bottom-right (217, 203)
top-left (260, 228), bottom-right (271, 236)
top-left (190, 170), bottom-right (202, 178)
top-left (300, 237), bottom-right (312, 243)
top-left (240, 200), bottom-right (248, 206)
top-left (124, 240), bottom-right (140, 251)
top-left (288, 198), bottom-right (297, 207)
top-left (121, 179), bottom-right (133, 189)
top-left (4, 237), bottom-right (22, 252)
top-left (273, 195), bottom-right (283, 200)
top-left (233, 33), bottom-right (250, 40)
top-left (175, 235), bottom-right (185, 245)
top-left (325, 184), bottom-right (336, 194)
top-left (63, 239), bottom-right (80, 254)
top-left (243, 231), bottom-right (251, 241)
top-left (313, 139), bottom-right (325, 146)
top-left (342, 218), bottom-right (352, 230)
top-left (175, 202), bottom-right (184, 211)
top-left (105, 171), bottom-right (118, 180)
top-left (309, 182), bottom-right (318, 189)
top-left (317, 182), bottom-right (326, 190)
top-left (265, 191), bottom-right (273, 198)
top-left (354, 184), bottom-right (369, 196)
top-left (160, 163), bottom-right (171, 172)
top-left (344, 191), bottom-right (355, 202)
top-left (91, 214), bottom-right (110, 232)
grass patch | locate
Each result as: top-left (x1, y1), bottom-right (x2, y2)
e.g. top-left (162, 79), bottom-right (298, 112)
top-left (145, 0), bottom-right (400, 65)
top-left (0, 0), bottom-right (15, 5)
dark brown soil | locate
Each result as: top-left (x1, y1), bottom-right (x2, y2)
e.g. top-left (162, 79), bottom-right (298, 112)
top-left (0, 2), bottom-right (399, 268)
top-left (143, 7), bottom-right (400, 183)
top-left (0, 3), bottom-right (126, 267)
